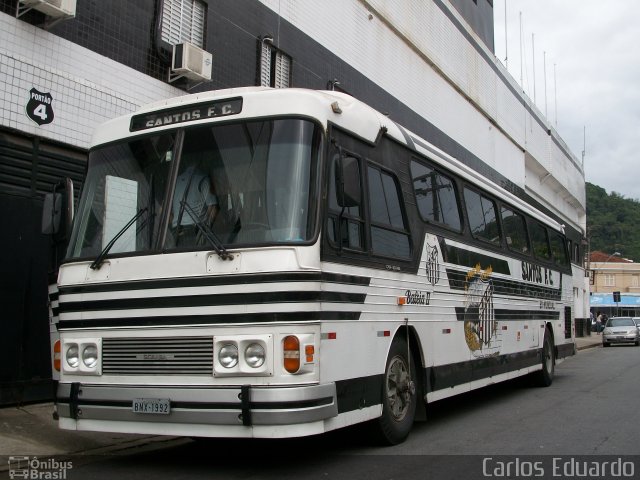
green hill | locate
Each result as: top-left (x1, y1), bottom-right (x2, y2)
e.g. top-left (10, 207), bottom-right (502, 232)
top-left (586, 182), bottom-right (640, 262)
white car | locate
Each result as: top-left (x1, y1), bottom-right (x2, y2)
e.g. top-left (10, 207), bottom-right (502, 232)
top-left (603, 317), bottom-right (640, 347)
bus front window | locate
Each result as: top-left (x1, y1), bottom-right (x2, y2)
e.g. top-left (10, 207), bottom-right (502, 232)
top-left (67, 133), bottom-right (176, 260)
top-left (165, 118), bottom-right (320, 249)
top-left (66, 118), bottom-right (320, 262)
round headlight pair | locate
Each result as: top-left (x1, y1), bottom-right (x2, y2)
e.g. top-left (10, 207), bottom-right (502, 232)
top-left (218, 343), bottom-right (265, 369)
top-left (66, 344), bottom-right (98, 369)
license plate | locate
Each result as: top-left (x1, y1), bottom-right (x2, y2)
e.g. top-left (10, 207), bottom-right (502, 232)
top-left (132, 398), bottom-right (171, 415)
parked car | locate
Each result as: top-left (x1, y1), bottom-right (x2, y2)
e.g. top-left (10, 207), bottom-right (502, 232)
top-left (602, 317), bottom-right (640, 347)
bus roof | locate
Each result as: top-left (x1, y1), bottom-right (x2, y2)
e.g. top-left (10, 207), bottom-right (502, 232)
top-left (91, 87), bottom-right (563, 232)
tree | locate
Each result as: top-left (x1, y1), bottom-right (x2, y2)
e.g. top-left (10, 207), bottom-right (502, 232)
top-left (586, 182), bottom-right (640, 261)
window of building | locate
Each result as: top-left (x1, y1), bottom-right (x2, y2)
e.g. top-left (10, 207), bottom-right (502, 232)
top-left (464, 188), bottom-right (500, 244)
top-left (161, 0), bottom-right (206, 48)
top-left (501, 206), bottom-right (529, 254)
top-left (411, 160), bottom-right (461, 231)
top-left (603, 274), bottom-right (615, 287)
top-left (632, 275), bottom-right (639, 288)
top-left (259, 41), bottom-right (291, 88)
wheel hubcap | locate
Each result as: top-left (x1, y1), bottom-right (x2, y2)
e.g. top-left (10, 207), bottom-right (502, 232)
top-left (386, 355), bottom-right (412, 421)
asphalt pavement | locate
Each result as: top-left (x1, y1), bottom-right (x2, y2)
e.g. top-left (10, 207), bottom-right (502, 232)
top-left (0, 334), bottom-right (603, 470)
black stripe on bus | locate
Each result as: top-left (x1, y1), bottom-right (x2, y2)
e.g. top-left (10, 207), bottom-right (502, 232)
top-left (446, 268), bottom-right (562, 301)
top-left (59, 291), bottom-right (367, 314)
top-left (424, 349), bottom-right (541, 393)
top-left (56, 397), bottom-right (334, 411)
top-left (335, 346), bottom-right (557, 412)
top-left (58, 311), bottom-right (361, 329)
top-left (58, 271), bottom-right (371, 295)
top-left (454, 307), bottom-right (560, 322)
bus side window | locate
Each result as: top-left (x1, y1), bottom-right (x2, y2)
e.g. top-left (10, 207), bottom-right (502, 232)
top-left (410, 159), bottom-right (461, 231)
top-left (550, 231), bottom-right (569, 266)
top-left (529, 221), bottom-right (551, 259)
top-left (464, 188), bottom-right (501, 245)
top-left (501, 206), bottom-right (530, 254)
top-left (367, 165), bottom-right (411, 258)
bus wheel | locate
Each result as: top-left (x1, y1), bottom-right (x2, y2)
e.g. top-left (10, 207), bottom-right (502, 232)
top-left (532, 329), bottom-right (555, 387)
top-left (375, 337), bottom-right (417, 445)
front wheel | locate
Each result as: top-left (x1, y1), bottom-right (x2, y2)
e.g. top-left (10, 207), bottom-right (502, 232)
top-left (373, 337), bottom-right (417, 445)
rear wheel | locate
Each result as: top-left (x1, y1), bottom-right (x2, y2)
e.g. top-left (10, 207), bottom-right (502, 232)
top-left (532, 328), bottom-right (555, 387)
top-left (374, 337), bottom-right (417, 445)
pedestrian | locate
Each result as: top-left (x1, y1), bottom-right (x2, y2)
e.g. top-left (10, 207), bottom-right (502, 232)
top-left (596, 311), bottom-right (603, 334)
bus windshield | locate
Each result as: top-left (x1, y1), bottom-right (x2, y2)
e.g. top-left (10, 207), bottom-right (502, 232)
top-left (67, 118), bottom-right (321, 260)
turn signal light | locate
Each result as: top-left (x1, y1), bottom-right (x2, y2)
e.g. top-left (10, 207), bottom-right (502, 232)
top-left (283, 335), bottom-right (300, 373)
top-left (53, 340), bottom-right (61, 372)
top-left (305, 345), bottom-right (314, 363)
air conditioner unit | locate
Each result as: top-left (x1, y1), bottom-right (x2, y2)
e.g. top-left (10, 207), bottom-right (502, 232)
top-left (20, 0), bottom-right (76, 18)
top-left (171, 43), bottom-right (212, 82)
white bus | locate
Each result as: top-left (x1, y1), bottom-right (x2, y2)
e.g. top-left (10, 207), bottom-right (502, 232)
top-left (54, 87), bottom-right (575, 444)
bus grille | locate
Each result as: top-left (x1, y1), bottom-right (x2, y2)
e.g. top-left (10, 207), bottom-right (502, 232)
top-left (102, 337), bottom-right (213, 375)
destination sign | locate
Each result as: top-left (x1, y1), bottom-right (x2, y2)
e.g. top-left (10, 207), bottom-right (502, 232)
top-left (129, 97), bottom-right (243, 132)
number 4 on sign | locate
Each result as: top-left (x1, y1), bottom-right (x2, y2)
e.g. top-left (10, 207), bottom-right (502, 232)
top-left (33, 104), bottom-right (48, 121)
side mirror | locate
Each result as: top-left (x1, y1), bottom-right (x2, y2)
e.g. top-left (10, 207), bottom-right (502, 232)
top-left (335, 155), bottom-right (361, 208)
top-left (42, 178), bottom-right (74, 240)
top-left (41, 192), bottom-right (62, 235)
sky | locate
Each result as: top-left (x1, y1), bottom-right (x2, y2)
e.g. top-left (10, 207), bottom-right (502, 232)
top-left (492, 0), bottom-right (640, 200)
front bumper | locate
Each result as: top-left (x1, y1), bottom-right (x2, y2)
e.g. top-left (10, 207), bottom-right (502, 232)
top-left (57, 382), bottom-right (337, 427)
top-left (603, 334), bottom-right (639, 344)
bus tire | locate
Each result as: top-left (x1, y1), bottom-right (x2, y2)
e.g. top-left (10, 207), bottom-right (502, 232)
top-left (374, 337), bottom-right (417, 445)
top-left (532, 328), bottom-right (555, 387)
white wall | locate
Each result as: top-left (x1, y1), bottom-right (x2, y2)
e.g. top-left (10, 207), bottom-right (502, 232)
top-left (259, 0), bottom-right (585, 231)
top-left (0, 12), bottom-right (182, 149)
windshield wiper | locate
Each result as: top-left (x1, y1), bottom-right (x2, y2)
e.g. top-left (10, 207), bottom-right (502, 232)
top-left (90, 208), bottom-right (148, 270)
top-left (181, 201), bottom-right (232, 260)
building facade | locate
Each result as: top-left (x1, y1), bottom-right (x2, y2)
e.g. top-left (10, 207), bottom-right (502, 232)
top-left (0, 0), bottom-right (587, 403)
top-left (589, 251), bottom-right (640, 317)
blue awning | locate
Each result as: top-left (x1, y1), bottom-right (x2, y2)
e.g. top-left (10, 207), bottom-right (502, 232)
top-left (590, 293), bottom-right (640, 307)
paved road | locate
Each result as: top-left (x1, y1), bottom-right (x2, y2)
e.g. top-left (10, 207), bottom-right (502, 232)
top-left (31, 345), bottom-right (640, 480)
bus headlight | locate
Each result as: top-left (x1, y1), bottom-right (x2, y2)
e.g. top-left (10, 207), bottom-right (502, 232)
top-left (219, 344), bottom-right (239, 368)
top-left (213, 335), bottom-right (273, 376)
top-left (82, 345), bottom-right (99, 368)
top-left (62, 338), bottom-right (102, 375)
top-left (66, 344), bottom-right (79, 369)
top-left (245, 343), bottom-right (265, 368)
